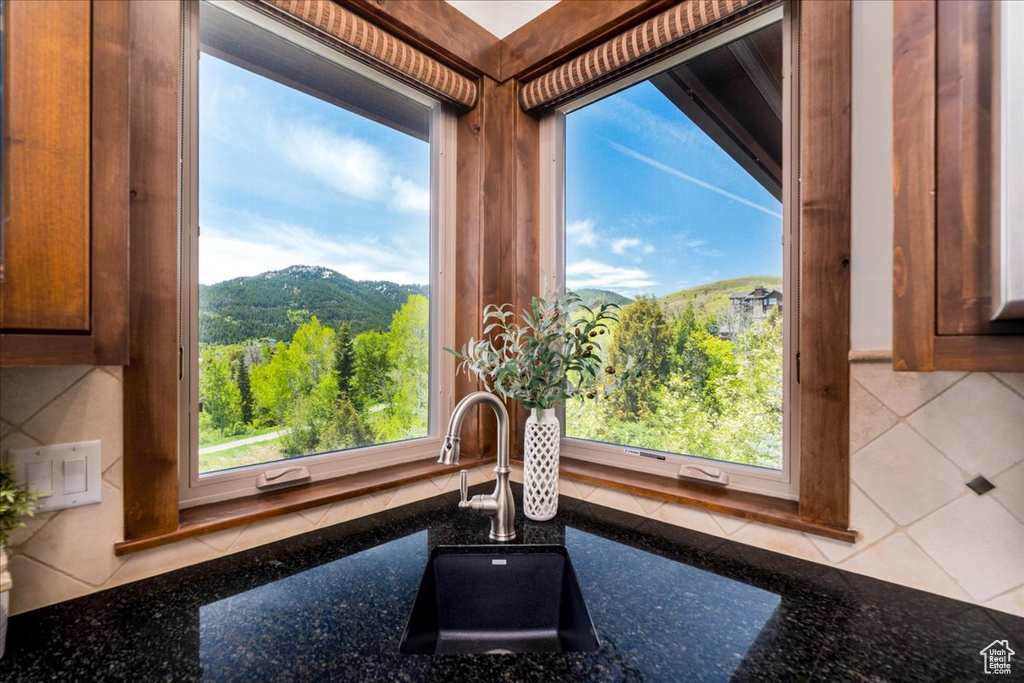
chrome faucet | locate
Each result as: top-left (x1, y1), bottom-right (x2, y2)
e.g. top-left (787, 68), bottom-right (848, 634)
top-left (439, 391), bottom-right (516, 541)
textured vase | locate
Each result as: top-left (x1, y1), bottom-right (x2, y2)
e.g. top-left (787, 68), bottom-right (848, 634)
top-left (523, 408), bottom-right (560, 521)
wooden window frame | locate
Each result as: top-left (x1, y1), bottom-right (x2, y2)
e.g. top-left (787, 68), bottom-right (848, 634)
top-left (892, 0), bottom-right (1024, 373)
top-left (122, 0), bottom-right (852, 551)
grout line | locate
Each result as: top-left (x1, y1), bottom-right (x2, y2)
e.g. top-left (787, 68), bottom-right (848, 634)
top-left (902, 527), bottom-right (972, 599)
top-left (980, 583), bottom-right (1024, 609)
top-left (989, 371), bottom-right (1024, 400)
top-left (850, 479), bottom-right (901, 532)
top-left (12, 367), bottom-right (96, 432)
top-left (901, 417), bottom-right (972, 480)
top-left (17, 547), bottom-right (123, 589)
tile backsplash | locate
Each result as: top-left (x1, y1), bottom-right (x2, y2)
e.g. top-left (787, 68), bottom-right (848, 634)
top-left (1, 363), bottom-right (1022, 617)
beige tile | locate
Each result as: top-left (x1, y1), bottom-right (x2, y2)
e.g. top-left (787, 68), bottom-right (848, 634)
top-left (650, 502), bottom-right (723, 536)
top-left (0, 419), bottom-right (12, 440)
top-left (584, 487), bottom-right (646, 516)
top-left (22, 369), bottom-right (123, 471)
top-left (558, 478), bottom-right (584, 499)
top-left (102, 457), bottom-right (124, 491)
top-left (319, 493), bottom-right (390, 528)
top-left (908, 494), bottom-right (1024, 602)
top-left (907, 373), bottom-right (1024, 477)
top-left (730, 524), bottom-right (828, 563)
top-left (633, 493), bottom-right (666, 516)
top-left (853, 364), bottom-right (963, 417)
top-left (1, 429), bottom-right (41, 458)
top-left (849, 379), bottom-right (898, 453)
top-left (839, 532), bottom-right (970, 602)
top-left (994, 372), bottom-right (1024, 399)
top-left (7, 554), bottom-right (92, 615)
top-left (982, 586), bottom-right (1024, 619)
top-left (6, 509), bottom-right (57, 548)
top-left (195, 527), bottom-right (244, 552)
top-left (231, 514), bottom-right (315, 552)
top-left (98, 366), bottom-right (123, 382)
top-left (20, 482), bottom-right (124, 586)
top-left (0, 365), bottom-right (91, 425)
top-left (809, 484), bottom-right (896, 563)
top-left (432, 473), bottom-right (455, 492)
top-left (386, 478), bottom-right (443, 509)
top-left (709, 512), bottom-right (749, 536)
top-left (572, 480), bottom-right (598, 499)
top-left (852, 424), bottom-right (964, 525)
top-left (992, 462), bottom-right (1024, 524)
top-left (107, 538), bottom-right (219, 587)
top-left (298, 503), bottom-right (331, 526)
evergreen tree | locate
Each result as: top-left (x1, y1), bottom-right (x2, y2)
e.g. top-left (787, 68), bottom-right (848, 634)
top-left (335, 322), bottom-right (356, 400)
top-left (235, 357), bottom-right (254, 426)
top-left (607, 296), bottom-right (671, 419)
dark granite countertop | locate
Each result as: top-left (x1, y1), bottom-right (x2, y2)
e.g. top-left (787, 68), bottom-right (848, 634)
top-left (3, 484), bottom-right (1022, 682)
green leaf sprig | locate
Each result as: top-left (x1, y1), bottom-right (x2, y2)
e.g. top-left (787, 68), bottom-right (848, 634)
top-left (446, 291), bottom-right (640, 416)
top-left (1, 464), bottom-right (42, 547)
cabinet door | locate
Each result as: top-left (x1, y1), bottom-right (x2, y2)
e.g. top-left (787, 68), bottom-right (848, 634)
top-left (893, 0), bottom-right (1024, 372)
top-left (1, 0), bottom-right (92, 331)
top-left (0, 0), bottom-right (128, 366)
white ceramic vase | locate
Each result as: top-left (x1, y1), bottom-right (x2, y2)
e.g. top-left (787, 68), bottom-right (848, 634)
top-left (523, 408), bottom-right (560, 521)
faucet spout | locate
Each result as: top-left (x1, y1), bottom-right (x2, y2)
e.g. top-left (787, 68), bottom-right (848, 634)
top-left (440, 391), bottom-right (516, 541)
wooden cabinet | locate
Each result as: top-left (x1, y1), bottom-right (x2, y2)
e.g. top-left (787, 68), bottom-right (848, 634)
top-left (893, 0), bottom-right (1024, 372)
top-left (0, 0), bottom-right (129, 366)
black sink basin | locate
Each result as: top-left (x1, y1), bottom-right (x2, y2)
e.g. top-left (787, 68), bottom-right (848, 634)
top-left (399, 545), bottom-right (600, 655)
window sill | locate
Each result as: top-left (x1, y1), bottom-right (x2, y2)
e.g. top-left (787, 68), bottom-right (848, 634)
top-left (550, 456), bottom-right (857, 543)
top-left (114, 456), bottom-right (485, 556)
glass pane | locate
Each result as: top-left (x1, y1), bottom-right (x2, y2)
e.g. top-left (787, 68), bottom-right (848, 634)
top-left (197, 4), bottom-right (432, 475)
top-left (564, 21), bottom-right (784, 470)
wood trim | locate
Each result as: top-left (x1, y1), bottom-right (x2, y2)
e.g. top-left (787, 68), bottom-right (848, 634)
top-left (123, 0), bottom-right (182, 541)
top-left (558, 458), bottom-right (857, 542)
top-left (89, 0), bottom-right (131, 365)
top-left (115, 458), bottom-right (480, 555)
top-left (345, 0), bottom-right (500, 80)
top-left (501, 0), bottom-right (679, 81)
top-left (797, 0), bottom-right (851, 529)
top-left (934, 335), bottom-right (1024, 372)
top-left (0, 0), bottom-right (130, 367)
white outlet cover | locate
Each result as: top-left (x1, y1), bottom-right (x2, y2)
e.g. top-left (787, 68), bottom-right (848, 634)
top-left (7, 440), bottom-right (103, 512)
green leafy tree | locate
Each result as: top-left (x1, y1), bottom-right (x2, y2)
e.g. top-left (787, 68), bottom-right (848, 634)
top-left (200, 349), bottom-right (243, 436)
top-left (387, 295), bottom-right (429, 437)
top-left (353, 330), bottom-right (393, 410)
top-left (607, 296), bottom-right (670, 419)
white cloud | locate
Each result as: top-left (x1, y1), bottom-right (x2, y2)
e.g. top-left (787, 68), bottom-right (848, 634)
top-left (198, 220), bottom-right (428, 285)
top-left (283, 124), bottom-right (391, 201)
top-left (610, 237), bottom-right (656, 255)
top-left (390, 176), bottom-right (430, 213)
top-left (566, 259), bottom-right (656, 293)
top-left (566, 218), bottom-right (598, 246)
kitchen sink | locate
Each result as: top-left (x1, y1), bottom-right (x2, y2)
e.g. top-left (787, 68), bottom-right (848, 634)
top-left (399, 545), bottom-right (600, 655)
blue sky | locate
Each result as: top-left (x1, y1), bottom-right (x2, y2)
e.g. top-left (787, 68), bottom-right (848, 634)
top-left (199, 54), bottom-right (431, 286)
top-left (565, 80), bottom-right (782, 297)
top-left (200, 52), bottom-right (781, 298)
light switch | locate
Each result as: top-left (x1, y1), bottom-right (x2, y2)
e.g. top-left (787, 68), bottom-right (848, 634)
top-left (63, 457), bottom-right (88, 494)
top-left (26, 461), bottom-right (54, 498)
top-left (6, 441), bottom-right (102, 512)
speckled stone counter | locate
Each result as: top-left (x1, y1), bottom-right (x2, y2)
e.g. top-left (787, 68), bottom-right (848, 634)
top-left (3, 484), bottom-right (1022, 682)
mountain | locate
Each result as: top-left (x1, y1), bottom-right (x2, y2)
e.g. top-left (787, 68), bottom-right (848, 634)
top-left (199, 265), bottom-right (427, 345)
top-left (573, 288), bottom-right (632, 310)
top-left (660, 276), bottom-right (783, 320)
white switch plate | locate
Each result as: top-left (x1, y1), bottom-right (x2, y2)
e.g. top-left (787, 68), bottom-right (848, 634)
top-left (7, 441), bottom-right (102, 512)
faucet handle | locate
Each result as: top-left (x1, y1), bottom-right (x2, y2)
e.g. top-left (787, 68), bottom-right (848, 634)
top-left (459, 469), bottom-right (469, 508)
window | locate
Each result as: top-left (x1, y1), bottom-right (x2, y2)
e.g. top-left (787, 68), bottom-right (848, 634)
top-left (543, 6), bottom-right (797, 499)
top-left (179, 0), bottom-right (455, 507)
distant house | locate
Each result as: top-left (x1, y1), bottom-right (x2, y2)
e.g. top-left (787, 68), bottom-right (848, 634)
top-left (719, 286), bottom-right (782, 339)
top-left (728, 286), bottom-right (783, 317)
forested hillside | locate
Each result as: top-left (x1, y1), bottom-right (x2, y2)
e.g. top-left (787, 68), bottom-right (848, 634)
top-left (660, 276), bottom-right (782, 320)
top-left (199, 265), bottom-right (427, 345)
